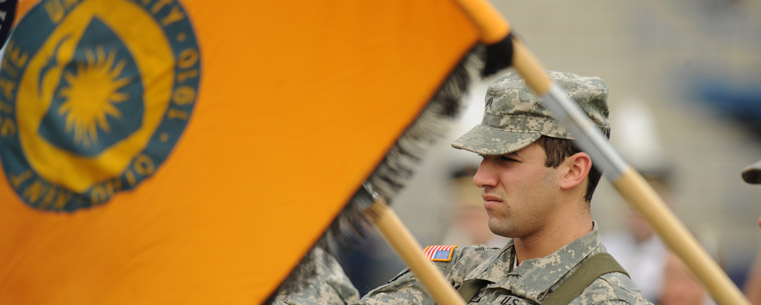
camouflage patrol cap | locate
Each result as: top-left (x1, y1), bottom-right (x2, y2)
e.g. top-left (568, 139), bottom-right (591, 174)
top-left (742, 160), bottom-right (761, 184)
top-left (452, 70), bottom-right (609, 155)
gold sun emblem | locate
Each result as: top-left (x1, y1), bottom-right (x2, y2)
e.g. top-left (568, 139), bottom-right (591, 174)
top-left (57, 45), bottom-right (130, 147)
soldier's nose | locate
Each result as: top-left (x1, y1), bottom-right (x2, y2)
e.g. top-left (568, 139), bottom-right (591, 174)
top-left (474, 157), bottom-right (498, 188)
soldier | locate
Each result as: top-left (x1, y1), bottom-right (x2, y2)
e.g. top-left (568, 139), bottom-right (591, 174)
top-left (742, 160), bottom-right (761, 304)
top-left (273, 71), bottom-right (651, 305)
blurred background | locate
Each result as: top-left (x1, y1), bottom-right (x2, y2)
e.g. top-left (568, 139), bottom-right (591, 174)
top-left (338, 0), bottom-right (761, 301)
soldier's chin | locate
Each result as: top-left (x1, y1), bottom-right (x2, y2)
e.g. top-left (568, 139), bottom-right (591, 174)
top-left (488, 222), bottom-right (516, 238)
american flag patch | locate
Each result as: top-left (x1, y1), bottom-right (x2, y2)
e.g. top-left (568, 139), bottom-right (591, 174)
top-left (423, 245), bottom-right (457, 262)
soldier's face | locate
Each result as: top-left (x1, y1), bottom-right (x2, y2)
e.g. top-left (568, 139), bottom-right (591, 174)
top-left (473, 143), bottom-right (560, 239)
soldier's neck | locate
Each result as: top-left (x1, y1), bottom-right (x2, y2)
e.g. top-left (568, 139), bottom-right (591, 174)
top-left (512, 211), bottom-right (592, 265)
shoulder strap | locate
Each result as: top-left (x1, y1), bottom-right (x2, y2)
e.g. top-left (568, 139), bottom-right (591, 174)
top-left (541, 253), bottom-right (629, 305)
top-left (457, 279), bottom-right (489, 303)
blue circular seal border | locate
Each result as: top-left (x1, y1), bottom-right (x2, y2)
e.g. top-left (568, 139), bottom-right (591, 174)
top-left (0, 0), bottom-right (201, 212)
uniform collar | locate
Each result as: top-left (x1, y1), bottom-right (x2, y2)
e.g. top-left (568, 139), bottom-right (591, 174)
top-left (463, 222), bottom-right (604, 303)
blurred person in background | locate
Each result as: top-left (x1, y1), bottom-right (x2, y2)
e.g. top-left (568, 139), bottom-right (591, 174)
top-left (742, 160), bottom-right (761, 305)
top-left (439, 165), bottom-right (509, 248)
top-left (602, 98), bottom-right (712, 305)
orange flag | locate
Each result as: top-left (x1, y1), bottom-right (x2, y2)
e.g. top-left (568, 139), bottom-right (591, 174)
top-left (0, 0), bottom-right (481, 304)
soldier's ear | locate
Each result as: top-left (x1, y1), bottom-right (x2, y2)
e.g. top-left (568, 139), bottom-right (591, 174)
top-left (559, 152), bottom-right (591, 191)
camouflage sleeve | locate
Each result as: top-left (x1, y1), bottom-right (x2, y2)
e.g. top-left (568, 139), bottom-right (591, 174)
top-left (272, 247), bottom-right (360, 305)
top-left (356, 267), bottom-right (437, 305)
top-left (273, 252), bottom-right (442, 305)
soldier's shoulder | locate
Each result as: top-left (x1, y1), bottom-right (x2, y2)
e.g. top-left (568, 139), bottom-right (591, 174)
top-left (436, 245), bottom-right (501, 284)
top-left (422, 244), bottom-right (498, 263)
top-left (442, 244), bottom-right (500, 267)
top-left (573, 272), bottom-right (652, 305)
top-left (454, 244), bottom-right (501, 256)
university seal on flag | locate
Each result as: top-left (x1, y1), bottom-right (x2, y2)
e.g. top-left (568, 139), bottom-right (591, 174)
top-left (0, 0), bottom-right (200, 211)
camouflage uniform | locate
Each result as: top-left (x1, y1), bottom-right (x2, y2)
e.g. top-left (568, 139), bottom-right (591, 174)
top-left (273, 246), bottom-right (360, 305)
top-left (273, 224), bottom-right (649, 305)
top-left (274, 71), bottom-right (651, 304)
top-left (372, 223), bottom-right (649, 305)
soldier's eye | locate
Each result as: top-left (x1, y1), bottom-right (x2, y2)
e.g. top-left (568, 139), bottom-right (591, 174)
top-left (500, 156), bottom-right (518, 162)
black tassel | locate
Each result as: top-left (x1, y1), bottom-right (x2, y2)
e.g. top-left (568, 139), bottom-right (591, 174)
top-left (482, 33), bottom-right (514, 78)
